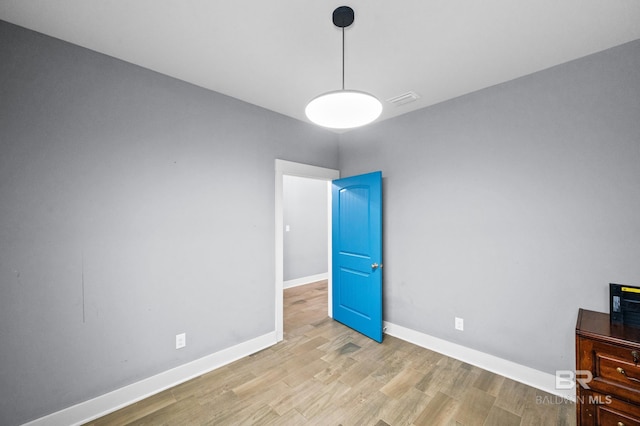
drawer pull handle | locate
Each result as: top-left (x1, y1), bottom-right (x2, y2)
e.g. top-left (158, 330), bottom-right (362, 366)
top-left (618, 422), bottom-right (625, 426)
top-left (633, 350), bottom-right (639, 364)
top-left (616, 367), bottom-right (640, 384)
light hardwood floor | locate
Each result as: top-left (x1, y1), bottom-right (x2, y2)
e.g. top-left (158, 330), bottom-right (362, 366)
top-left (86, 280), bottom-right (575, 425)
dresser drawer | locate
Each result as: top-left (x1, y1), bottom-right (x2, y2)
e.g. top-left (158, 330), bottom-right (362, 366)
top-left (590, 339), bottom-right (640, 367)
top-left (579, 338), bottom-right (640, 403)
top-left (580, 390), bottom-right (640, 426)
top-left (599, 353), bottom-right (640, 389)
top-left (596, 398), bottom-right (640, 426)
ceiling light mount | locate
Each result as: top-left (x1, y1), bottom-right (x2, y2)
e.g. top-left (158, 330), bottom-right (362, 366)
top-left (332, 6), bottom-right (354, 29)
top-left (305, 6), bottom-right (382, 130)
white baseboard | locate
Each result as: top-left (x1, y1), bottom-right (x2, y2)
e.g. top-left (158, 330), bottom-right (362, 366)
top-left (24, 332), bottom-right (277, 426)
top-left (383, 321), bottom-right (575, 402)
top-left (284, 272), bottom-right (328, 289)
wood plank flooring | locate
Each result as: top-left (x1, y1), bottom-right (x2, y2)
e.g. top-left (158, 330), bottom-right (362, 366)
top-left (86, 280), bottom-right (575, 425)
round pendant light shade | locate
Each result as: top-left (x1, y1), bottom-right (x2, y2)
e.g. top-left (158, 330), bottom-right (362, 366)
top-left (305, 6), bottom-right (382, 130)
top-left (305, 90), bottom-right (382, 129)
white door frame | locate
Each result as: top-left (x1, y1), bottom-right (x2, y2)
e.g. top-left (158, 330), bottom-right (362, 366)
top-left (275, 159), bottom-right (339, 342)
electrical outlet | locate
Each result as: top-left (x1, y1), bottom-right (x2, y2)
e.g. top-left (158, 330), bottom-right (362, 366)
top-left (176, 333), bottom-right (186, 349)
top-left (455, 317), bottom-right (464, 331)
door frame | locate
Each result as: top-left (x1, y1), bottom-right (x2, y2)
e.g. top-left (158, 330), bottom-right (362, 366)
top-left (275, 159), bottom-right (339, 342)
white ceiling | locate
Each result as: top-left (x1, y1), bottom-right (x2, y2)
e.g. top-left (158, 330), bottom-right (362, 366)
top-left (2, 1), bottom-right (640, 129)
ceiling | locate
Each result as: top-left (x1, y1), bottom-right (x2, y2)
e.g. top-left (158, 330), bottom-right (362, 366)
top-left (2, 1), bottom-right (640, 129)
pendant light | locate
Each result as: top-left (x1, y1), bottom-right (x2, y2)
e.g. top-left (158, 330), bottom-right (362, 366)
top-left (305, 6), bottom-right (382, 130)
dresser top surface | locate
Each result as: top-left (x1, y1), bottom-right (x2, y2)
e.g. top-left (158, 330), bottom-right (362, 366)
top-left (577, 308), bottom-right (640, 345)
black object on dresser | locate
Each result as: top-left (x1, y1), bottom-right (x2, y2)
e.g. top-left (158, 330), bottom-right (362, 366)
top-left (610, 283), bottom-right (640, 328)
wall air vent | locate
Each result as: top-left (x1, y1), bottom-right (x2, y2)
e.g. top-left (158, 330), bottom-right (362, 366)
top-left (387, 91), bottom-right (420, 106)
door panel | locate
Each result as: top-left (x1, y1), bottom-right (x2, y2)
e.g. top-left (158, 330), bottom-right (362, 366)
top-left (332, 171), bottom-right (383, 342)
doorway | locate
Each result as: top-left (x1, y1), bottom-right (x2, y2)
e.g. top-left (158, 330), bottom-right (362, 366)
top-left (274, 159), bottom-right (339, 342)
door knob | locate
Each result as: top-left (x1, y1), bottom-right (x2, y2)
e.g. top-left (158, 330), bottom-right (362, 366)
top-left (371, 263), bottom-right (379, 270)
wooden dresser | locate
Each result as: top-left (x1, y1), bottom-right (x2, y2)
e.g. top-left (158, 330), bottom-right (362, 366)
top-left (576, 308), bottom-right (640, 425)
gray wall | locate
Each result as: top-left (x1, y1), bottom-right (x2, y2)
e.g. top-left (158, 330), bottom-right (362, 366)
top-left (0, 21), bottom-right (338, 425)
top-left (283, 175), bottom-right (328, 283)
top-left (340, 39), bottom-right (640, 375)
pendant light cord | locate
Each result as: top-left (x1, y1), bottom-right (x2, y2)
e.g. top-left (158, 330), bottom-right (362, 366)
top-left (342, 27), bottom-right (345, 90)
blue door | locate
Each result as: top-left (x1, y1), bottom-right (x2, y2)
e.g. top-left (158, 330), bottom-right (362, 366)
top-left (332, 171), bottom-right (383, 342)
